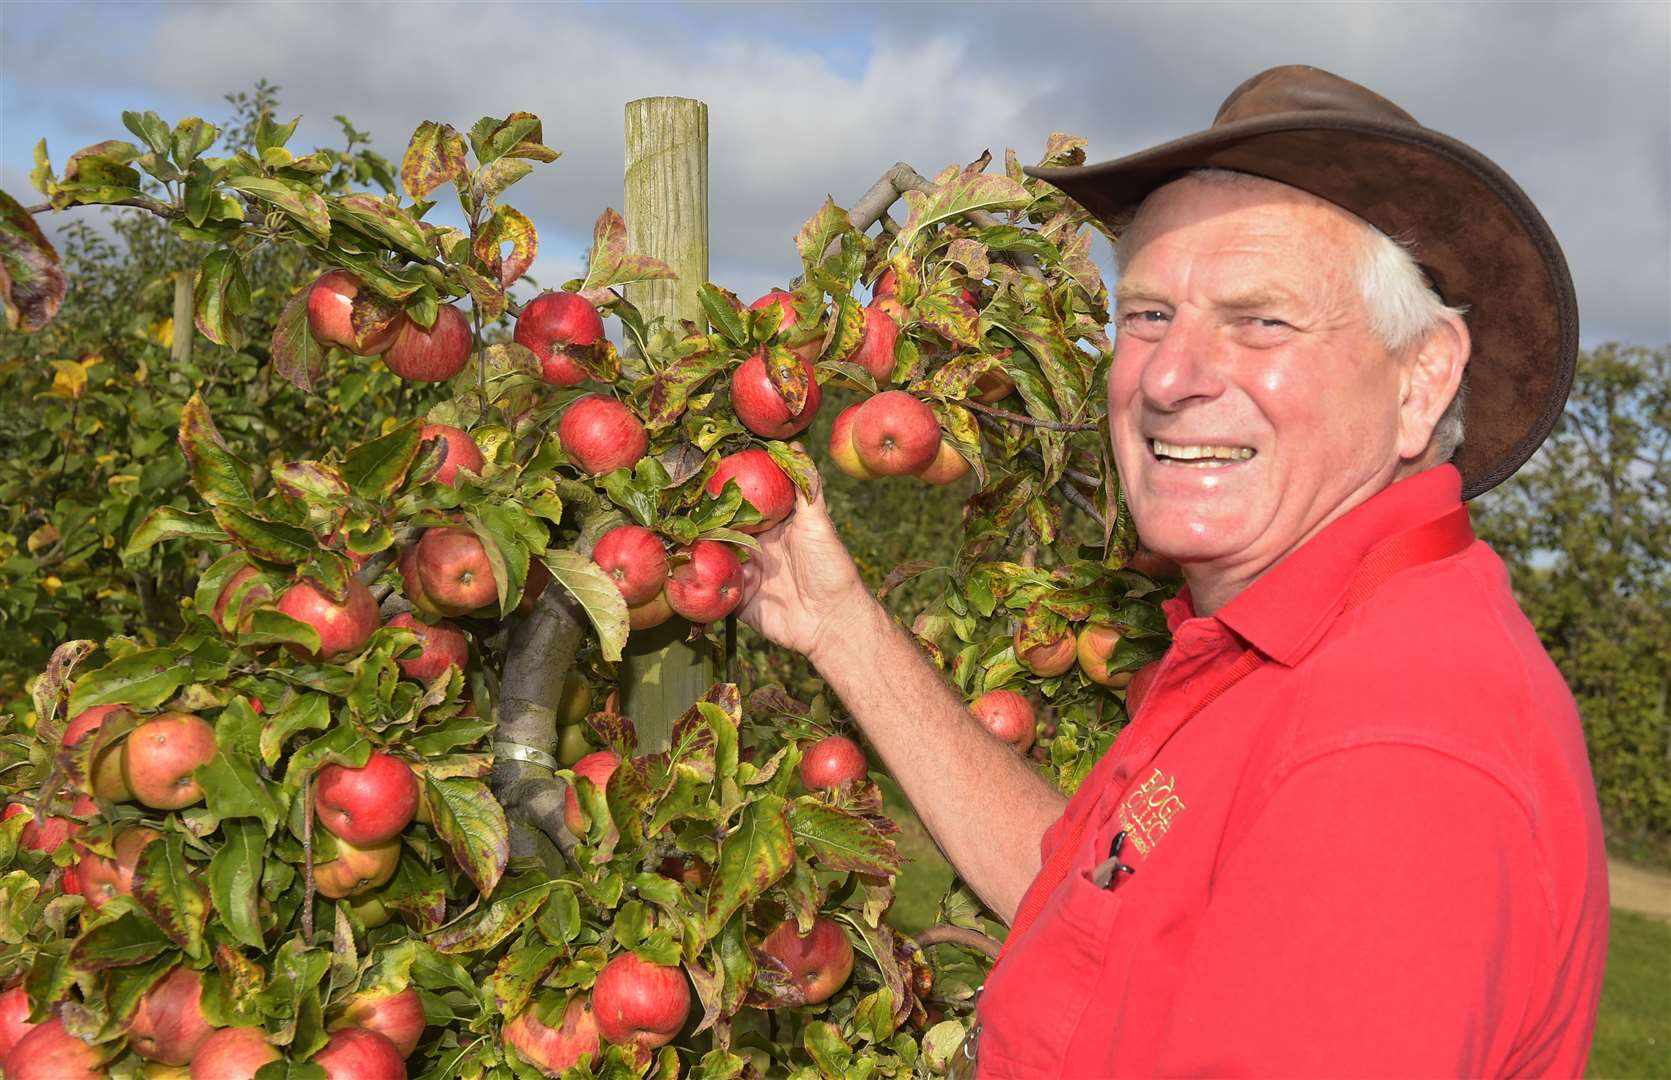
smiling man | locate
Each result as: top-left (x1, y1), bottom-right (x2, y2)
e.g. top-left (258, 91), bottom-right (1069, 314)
top-left (739, 65), bottom-right (1608, 1076)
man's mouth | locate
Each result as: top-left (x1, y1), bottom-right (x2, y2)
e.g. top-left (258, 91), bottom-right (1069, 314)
top-left (1149, 438), bottom-right (1257, 466)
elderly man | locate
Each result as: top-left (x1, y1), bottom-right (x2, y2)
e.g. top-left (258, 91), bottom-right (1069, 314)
top-left (739, 66), bottom-right (1608, 1076)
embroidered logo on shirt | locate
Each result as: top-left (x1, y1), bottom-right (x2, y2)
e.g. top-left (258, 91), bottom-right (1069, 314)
top-left (1117, 768), bottom-right (1186, 856)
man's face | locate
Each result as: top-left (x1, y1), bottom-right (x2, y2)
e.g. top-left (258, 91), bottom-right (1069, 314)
top-left (1110, 175), bottom-right (1408, 583)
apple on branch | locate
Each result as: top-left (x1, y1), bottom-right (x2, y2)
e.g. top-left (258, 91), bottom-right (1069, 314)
top-left (418, 423), bottom-right (484, 486)
top-left (917, 439), bottom-right (972, 485)
top-left (313, 836), bottom-right (402, 899)
top-left (799, 735), bottom-right (867, 791)
top-left (76, 825), bottom-right (161, 909)
top-left (591, 953), bottom-right (691, 1056)
top-left (312, 1026), bottom-right (408, 1079)
top-left (665, 540), bottom-right (745, 624)
top-left (759, 917), bottom-right (855, 1005)
top-left (128, 966), bottom-right (216, 1066)
top-left (1013, 624), bottom-right (1076, 678)
top-left (0, 985), bottom-right (39, 1059)
top-left (0, 1017), bottom-right (105, 1080)
top-left (410, 528), bottom-right (499, 617)
top-left (564, 750), bottom-right (621, 834)
top-left (852, 391), bottom-right (941, 476)
top-left (748, 290), bottom-right (821, 362)
top-left (384, 303), bottom-right (471, 382)
top-left (387, 613), bottom-right (470, 680)
top-left (330, 986), bottom-right (425, 1058)
top-left (828, 405), bottom-right (877, 481)
top-left (731, 350), bottom-right (822, 440)
top-left (705, 449), bottom-right (795, 533)
top-left (515, 290), bottom-right (605, 387)
top-left (277, 578), bottom-right (380, 661)
top-left (970, 689), bottom-right (1036, 753)
top-left (315, 751), bottom-right (420, 846)
top-left (503, 996), bottom-right (600, 1077)
top-left (591, 526), bottom-right (669, 606)
top-left (851, 303), bottom-right (900, 383)
top-left (190, 1026), bottom-right (280, 1080)
top-left (123, 712), bottom-right (216, 810)
top-left (210, 565), bottom-right (271, 637)
top-left (558, 395), bottom-right (648, 475)
top-left (1076, 623), bottom-right (1135, 688)
top-left (307, 270), bottom-right (405, 356)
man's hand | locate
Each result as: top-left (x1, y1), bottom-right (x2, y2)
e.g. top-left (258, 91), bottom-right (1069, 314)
top-left (737, 471), bottom-right (872, 664)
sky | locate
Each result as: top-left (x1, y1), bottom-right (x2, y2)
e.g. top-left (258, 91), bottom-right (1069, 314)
top-left (3, 0), bottom-right (1667, 348)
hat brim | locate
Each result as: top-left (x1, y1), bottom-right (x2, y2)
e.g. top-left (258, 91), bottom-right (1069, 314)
top-left (1028, 111), bottom-right (1578, 500)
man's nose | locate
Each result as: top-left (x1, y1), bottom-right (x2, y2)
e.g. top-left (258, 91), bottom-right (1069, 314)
top-left (1137, 310), bottom-right (1227, 411)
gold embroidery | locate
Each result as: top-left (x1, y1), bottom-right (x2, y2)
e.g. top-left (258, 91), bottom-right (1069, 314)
top-left (1117, 768), bottom-right (1186, 856)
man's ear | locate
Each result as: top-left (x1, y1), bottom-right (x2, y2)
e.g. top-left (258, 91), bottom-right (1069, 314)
top-left (1397, 312), bottom-right (1471, 462)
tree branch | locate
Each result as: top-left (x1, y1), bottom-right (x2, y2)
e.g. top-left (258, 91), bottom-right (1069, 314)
top-left (27, 196), bottom-right (181, 219)
top-left (914, 924), bottom-right (1003, 961)
top-left (965, 399), bottom-right (1097, 432)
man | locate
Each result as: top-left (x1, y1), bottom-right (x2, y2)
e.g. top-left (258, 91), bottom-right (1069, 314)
top-left (739, 66), bottom-right (1609, 1076)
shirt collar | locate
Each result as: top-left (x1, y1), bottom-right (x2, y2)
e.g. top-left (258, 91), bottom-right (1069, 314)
top-left (1161, 465), bottom-right (1465, 666)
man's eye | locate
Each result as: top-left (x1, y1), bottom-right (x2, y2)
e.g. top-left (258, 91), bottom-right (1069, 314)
top-left (1251, 317), bottom-right (1289, 329)
top-left (1121, 310), bottom-right (1169, 325)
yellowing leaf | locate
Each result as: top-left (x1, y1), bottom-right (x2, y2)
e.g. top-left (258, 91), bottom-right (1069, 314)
top-left (42, 576), bottom-right (63, 594)
top-left (26, 523), bottom-right (58, 552)
top-left (49, 359), bottom-right (87, 398)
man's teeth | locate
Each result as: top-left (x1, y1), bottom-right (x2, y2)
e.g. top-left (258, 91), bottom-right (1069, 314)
top-left (1150, 439), bottom-right (1256, 463)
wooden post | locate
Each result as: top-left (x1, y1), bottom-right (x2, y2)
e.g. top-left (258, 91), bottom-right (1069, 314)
top-left (171, 271), bottom-right (194, 366)
top-left (620, 97), bottom-right (712, 754)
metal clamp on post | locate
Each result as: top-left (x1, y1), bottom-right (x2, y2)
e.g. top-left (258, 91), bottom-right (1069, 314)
top-left (491, 741), bottom-right (559, 772)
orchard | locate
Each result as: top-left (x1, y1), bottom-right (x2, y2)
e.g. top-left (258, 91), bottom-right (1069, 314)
top-left (0, 98), bottom-right (1176, 1078)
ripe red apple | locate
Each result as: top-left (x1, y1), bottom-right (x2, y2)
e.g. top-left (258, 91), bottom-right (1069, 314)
top-left (313, 1026), bottom-right (408, 1079)
top-left (331, 987), bottom-right (425, 1058)
top-left (387, 614), bottom-right (469, 680)
top-left (563, 751), bottom-right (621, 834)
top-left (706, 449), bottom-right (795, 533)
top-left (970, 689), bottom-right (1036, 753)
top-left (1125, 660), bottom-right (1162, 716)
top-left (397, 545), bottom-right (441, 619)
top-left (211, 565), bottom-right (270, 637)
top-left (190, 1025), bottom-right (279, 1080)
top-left (730, 351), bottom-right (821, 439)
top-left (1076, 623), bottom-right (1135, 688)
top-left (591, 526), bottom-right (669, 606)
top-left (277, 579), bottom-right (380, 661)
top-left (123, 712), bottom-right (216, 810)
top-left (0, 1017), bottom-right (104, 1079)
top-left (313, 836), bottom-right (402, 900)
top-left (418, 424), bottom-right (484, 486)
top-left (852, 391), bottom-right (940, 476)
top-left (316, 751), bottom-right (420, 846)
top-left (64, 705), bottom-right (134, 801)
top-left (0, 985), bottom-right (38, 1059)
top-left (971, 369), bottom-right (1015, 404)
top-left (591, 953), bottom-right (690, 1053)
top-left (517, 558), bottom-right (552, 617)
top-left (627, 590), bottom-right (674, 631)
top-left (503, 997), bottom-right (600, 1077)
top-left (412, 528), bottom-right (498, 617)
top-left (1013, 625), bottom-right (1076, 677)
top-left (384, 303), bottom-right (471, 382)
top-left (664, 540), bottom-right (744, 624)
top-left (759, 917), bottom-right (854, 1004)
top-left (799, 735), bottom-right (867, 791)
top-left (128, 966), bottom-right (215, 1065)
top-left (307, 270), bottom-right (403, 356)
top-left (3, 793), bottom-right (95, 854)
top-left (852, 303), bottom-right (900, 383)
top-left (558, 395), bottom-right (647, 474)
top-left (872, 267), bottom-right (899, 298)
top-left (828, 404), bottom-right (876, 480)
top-left (748, 290), bottom-right (820, 361)
top-left (917, 440), bottom-right (971, 485)
top-left (77, 825), bottom-right (161, 909)
top-left (515, 291), bottom-right (605, 387)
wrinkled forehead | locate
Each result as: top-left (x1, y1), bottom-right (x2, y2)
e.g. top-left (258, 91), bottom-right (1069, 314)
top-left (1118, 172), bottom-right (1368, 266)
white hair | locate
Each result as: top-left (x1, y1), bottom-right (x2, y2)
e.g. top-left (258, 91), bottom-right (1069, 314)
top-left (1112, 169), bottom-right (1470, 462)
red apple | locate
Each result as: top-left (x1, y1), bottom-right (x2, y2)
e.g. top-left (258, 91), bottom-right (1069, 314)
top-left (917, 440), bottom-right (971, 485)
top-left (627, 590), bottom-right (674, 631)
top-left (387, 613), bottom-right (469, 680)
top-left (1013, 625), bottom-right (1076, 677)
top-left (418, 424), bottom-right (484, 486)
top-left (563, 751), bottom-right (621, 834)
top-left (277, 579), bottom-right (380, 661)
top-left (706, 449), bottom-right (795, 533)
top-left (827, 404), bottom-right (876, 480)
top-left (398, 545), bottom-right (441, 619)
top-left (852, 303), bottom-right (900, 383)
top-left (0, 985), bottom-right (38, 1059)
top-left (591, 526), bottom-right (669, 606)
top-left (1125, 660), bottom-right (1162, 716)
top-left (412, 528), bottom-right (498, 617)
top-left (77, 825), bottom-right (161, 909)
top-left (0, 1017), bottom-right (104, 1079)
top-left (307, 270), bottom-right (403, 356)
top-left (313, 836), bottom-right (402, 900)
top-left (852, 391), bottom-right (940, 476)
top-left (970, 689), bottom-right (1036, 753)
top-left (3, 793), bottom-right (95, 854)
top-left (748, 290), bottom-right (820, 361)
top-left (730, 351), bottom-right (821, 439)
top-left (190, 1025), bottom-right (279, 1080)
top-left (313, 1026), bottom-right (407, 1079)
top-left (64, 705), bottom-right (133, 801)
top-left (591, 953), bottom-right (689, 1053)
top-left (128, 966), bottom-right (215, 1066)
top-left (799, 735), bottom-right (867, 791)
top-left (503, 996), bottom-right (600, 1077)
top-left (558, 395), bottom-right (647, 474)
top-left (759, 917), bottom-right (854, 1005)
top-left (211, 565), bottom-right (270, 637)
top-left (872, 268), bottom-right (899, 298)
top-left (515, 291), bottom-right (605, 387)
top-left (1076, 623), bottom-right (1134, 688)
top-left (123, 712), bottom-right (216, 810)
top-left (517, 558), bottom-right (552, 617)
top-left (316, 751), bottom-right (420, 846)
top-left (331, 987), bottom-right (425, 1058)
top-left (384, 303), bottom-right (471, 382)
top-left (664, 540), bottom-right (744, 624)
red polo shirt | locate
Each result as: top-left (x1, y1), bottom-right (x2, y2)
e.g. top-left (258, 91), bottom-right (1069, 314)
top-left (975, 465), bottom-right (1609, 1077)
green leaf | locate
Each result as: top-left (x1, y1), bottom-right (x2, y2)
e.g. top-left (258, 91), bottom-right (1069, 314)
top-left (209, 819), bottom-right (266, 950)
top-left (431, 880), bottom-right (553, 955)
top-left (0, 187), bottom-right (66, 332)
top-left (402, 121), bottom-right (468, 200)
top-left (68, 647), bottom-right (188, 713)
top-left (424, 776), bottom-right (508, 895)
top-left (178, 394), bottom-right (255, 509)
top-left (342, 421), bottom-right (422, 499)
top-left (788, 798), bottom-right (900, 876)
top-left (261, 694), bottom-right (333, 767)
top-left (477, 157), bottom-right (532, 201)
top-left (69, 910), bottom-right (170, 970)
top-left (328, 194), bottom-right (436, 261)
top-left (122, 110), bottom-right (173, 156)
top-left (213, 505), bottom-right (317, 564)
top-left (476, 111), bottom-right (558, 164)
top-left (197, 737), bottom-right (283, 836)
top-left (896, 173), bottom-right (1032, 253)
top-left (225, 175), bottom-right (331, 240)
top-left (271, 283), bottom-right (328, 393)
top-left (698, 284), bottom-right (749, 346)
top-left (133, 832), bottom-right (210, 958)
top-left (581, 208), bottom-right (675, 294)
top-left (704, 794), bottom-right (794, 937)
top-left (541, 550), bottom-right (630, 663)
top-left (794, 197), bottom-right (860, 273)
top-left (804, 1021), bottom-right (854, 1077)
top-left (123, 507), bottom-right (229, 559)
top-left (238, 609), bottom-right (321, 655)
top-left (194, 247), bottom-right (251, 347)
top-left (172, 117), bottom-right (218, 169)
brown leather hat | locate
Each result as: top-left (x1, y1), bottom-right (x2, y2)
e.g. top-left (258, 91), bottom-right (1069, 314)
top-left (1027, 64), bottom-right (1577, 500)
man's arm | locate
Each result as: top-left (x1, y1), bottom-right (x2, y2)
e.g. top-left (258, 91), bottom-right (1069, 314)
top-left (738, 479), bottom-right (1065, 922)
